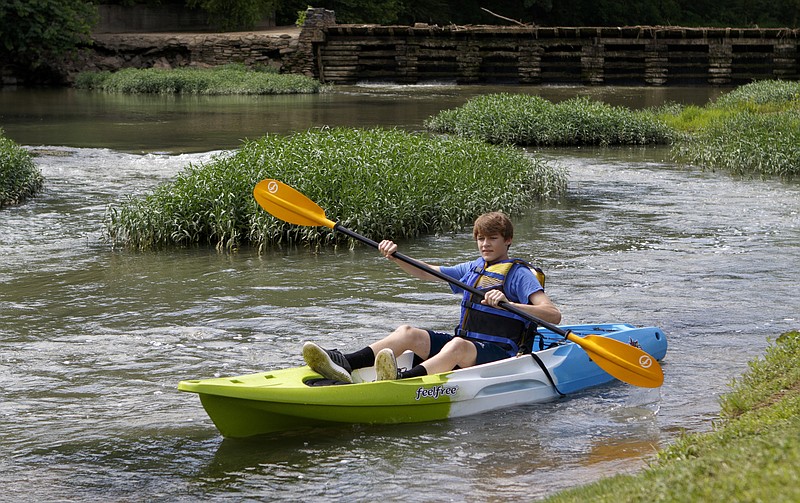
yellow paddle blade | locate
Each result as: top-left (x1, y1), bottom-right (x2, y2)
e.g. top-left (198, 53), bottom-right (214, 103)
top-left (566, 332), bottom-right (664, 388)
top-left (253, 179), bottom-right (336, 229)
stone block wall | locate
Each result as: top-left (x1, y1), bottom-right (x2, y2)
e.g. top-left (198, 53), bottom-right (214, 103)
top-left (7, 8), bottom-right (800, 87)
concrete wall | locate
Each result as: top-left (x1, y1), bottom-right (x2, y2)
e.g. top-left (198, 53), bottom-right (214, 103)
top-left (311, 24), bottom-right (800, 86)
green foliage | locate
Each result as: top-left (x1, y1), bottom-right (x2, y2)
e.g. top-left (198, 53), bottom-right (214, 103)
top-left (0, 131), bottom-right (44, 208)
top-left (653, 104), bottom-right (731, 134)
top-left (425, 93), bottom-right (675, 146)
top-left (187, 0), bottom-right (277, 31)
top-left (276, 0), bottom-right (800, 27)
top-left (543, 330), bottom-right (800, 503)
top-left (277, 0), bottom-right (404, 24)
top-left (74, 64), bottom-right (324, 95)
top-left (711, 79), bottom-right (800, 109)
top-left (669, 80), bottom-right (800, 178)
top-left (105, 127), bottom-right (566, 250)
top-left (719, 330), bottom-right (800, 418)
top-left (0, 0), bottom-right (97, 71)
top-left (295, 6), bottom-right (309, 27)
top-left (672, 109), bottom-right (800, 178)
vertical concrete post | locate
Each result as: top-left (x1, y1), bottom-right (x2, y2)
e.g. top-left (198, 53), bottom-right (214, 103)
top-left (581, 38), bottom-right (604, 85)
top-left (456, 43), bottom-right (480, 83)
top-left (645, 39), bottom-right (668, 85)
top-left (708, 39), bottom-right (732, 85)
top-left (396, 40), bottom-right (418, 84)
top-left (773, 41), bottom-right (798, 79)
top-left (518, 42), bottom-right (543, 84)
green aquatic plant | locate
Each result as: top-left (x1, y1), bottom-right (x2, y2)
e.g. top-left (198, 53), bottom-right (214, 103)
top-left (672, 109), bottom-right (800, 178)
top-left (669, 80), bottom-right (800, 179)
top-left (0, 131), bottom-right (44, 208)
top-left (75, 64), bottom-right (325, 95)
top-left (711, 79), bottom-right (800, 109)
top-left (425, 93), bottom-right (675, 146)
top-left (106, 127), bottom-right (567, 250)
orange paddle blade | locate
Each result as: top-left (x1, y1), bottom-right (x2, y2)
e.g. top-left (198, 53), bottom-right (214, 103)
top-left (566, 332), bottom-right (664, 388)
top-left (253, 179), bottom-right (336, 229)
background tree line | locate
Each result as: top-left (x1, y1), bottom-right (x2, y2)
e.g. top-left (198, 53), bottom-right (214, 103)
top-left (2, 0), bottom-right (799, 83)
top-left (280, 0), bottom-right (800, 28)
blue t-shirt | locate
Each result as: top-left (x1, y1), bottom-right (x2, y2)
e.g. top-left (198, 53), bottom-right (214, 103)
top-left (439, 258), bottom-right (543, 307)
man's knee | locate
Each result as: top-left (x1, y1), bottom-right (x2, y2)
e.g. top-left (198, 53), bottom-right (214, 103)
top-left (444, 337), bottom-right (472, 355)
top-left (391, 325), bottom-right (425, 342)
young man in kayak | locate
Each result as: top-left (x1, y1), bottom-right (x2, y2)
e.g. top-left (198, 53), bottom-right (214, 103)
top-left (303, 211), bottom-right (562, 383)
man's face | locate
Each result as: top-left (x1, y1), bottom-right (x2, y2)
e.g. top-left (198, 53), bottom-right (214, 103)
top-left (475, 232), bottom-right (511, 263)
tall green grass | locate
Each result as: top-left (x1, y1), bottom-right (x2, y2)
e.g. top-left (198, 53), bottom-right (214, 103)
top-left (669, 80), bottom-right (800, 178)
top-left (0, 131), bottom-right (44, 208)
top-left (672, 109), bottom-right (800, 178)
top-left (711, 79), bottom-right (800, 109)
top-left (425, 93), bottom-right (675, 146)
top-left (75, 64), bottom-right (325, 95)
top-left (106, 127), bottom-right (567, 250)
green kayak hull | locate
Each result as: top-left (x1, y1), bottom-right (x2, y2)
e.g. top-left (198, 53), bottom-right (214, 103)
top-left (179, 324), bottom-right (668, 438)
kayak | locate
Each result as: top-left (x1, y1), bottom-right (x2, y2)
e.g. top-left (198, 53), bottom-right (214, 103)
top-left (178, 323), bottom-right (667, 438)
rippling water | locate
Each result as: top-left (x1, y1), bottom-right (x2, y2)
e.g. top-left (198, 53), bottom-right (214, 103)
top-left (1, 89), bottom-right (799, 500)
top-left (0, 144), bottom-right (800, 501)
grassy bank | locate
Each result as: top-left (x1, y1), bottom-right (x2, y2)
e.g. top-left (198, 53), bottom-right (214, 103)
top-left (425, 93), bottom-right (675, 146)
top-left (106, 127), bottom-right (566, 250)
top-left (545, 330), bottom-right (800, 503)
top-left (0, 131), bottom-right (44, 208)
top-left (75, 64), bottom-right (325, 95)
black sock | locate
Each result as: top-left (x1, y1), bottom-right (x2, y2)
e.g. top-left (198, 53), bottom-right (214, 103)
top-left (344, 347), bottom-right (375, 370)
top-left (399, 365), bottom-right (428, 379)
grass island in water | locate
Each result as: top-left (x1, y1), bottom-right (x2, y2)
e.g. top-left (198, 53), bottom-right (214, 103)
top-left (105, 127), bottom-right (567, 250)
top-left (75, 64), bottom-right (326, 95)
top-left (425, 80), bottom-right (800, 179)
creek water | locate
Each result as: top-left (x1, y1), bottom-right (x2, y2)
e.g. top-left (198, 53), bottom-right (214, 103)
top-left (1, 84), bottom-right (798, 501)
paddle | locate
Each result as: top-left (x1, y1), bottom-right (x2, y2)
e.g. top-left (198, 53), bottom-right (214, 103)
top-left (253, 178), bottom-right (664, 388)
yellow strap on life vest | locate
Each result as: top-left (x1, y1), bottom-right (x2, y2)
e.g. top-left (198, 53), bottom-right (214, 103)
top-left (475, 261), bottom-right (546, 289)
top-left (530, 265), bottom-right (546, 288)
top-left (475, 262), bottom-right (515, 289)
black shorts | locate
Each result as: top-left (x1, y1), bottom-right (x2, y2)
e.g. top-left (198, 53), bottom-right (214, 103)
top-left (426, 330), bottom-right (510, 366)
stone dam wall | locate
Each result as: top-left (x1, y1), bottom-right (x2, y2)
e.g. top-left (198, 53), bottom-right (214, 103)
top-left (25, 8), bottom-right (800, 86)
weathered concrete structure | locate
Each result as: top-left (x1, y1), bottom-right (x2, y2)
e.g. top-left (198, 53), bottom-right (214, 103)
top-left (305, 13), bottom-right (800, 86)
top-left (19, 8), bottom-right (800, 86)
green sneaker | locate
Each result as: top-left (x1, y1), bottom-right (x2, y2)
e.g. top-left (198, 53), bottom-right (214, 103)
top-left (375, 348), bottom-right (398, 381)
top-left (302, 342), bottom-right (353, 384)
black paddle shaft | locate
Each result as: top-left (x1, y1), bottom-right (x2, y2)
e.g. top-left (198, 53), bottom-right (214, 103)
top-left (333, 223), bottom-right (569, 338)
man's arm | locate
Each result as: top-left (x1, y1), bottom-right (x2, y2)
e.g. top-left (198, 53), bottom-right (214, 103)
top-left (377, 239), bottom-right (443, 281)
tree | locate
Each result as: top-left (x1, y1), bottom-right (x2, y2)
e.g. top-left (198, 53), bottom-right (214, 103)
top-left (0, 0), bottom-right (97, 73)
top-left (187, 0), bottom-right (278, 31)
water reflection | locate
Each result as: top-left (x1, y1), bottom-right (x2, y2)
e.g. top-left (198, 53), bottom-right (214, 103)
top-left (1, 85), bottom-right (725, 153)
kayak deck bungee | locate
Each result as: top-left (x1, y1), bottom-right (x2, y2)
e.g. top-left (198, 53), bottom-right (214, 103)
top-left (179, 324), bottom-right (667, 438)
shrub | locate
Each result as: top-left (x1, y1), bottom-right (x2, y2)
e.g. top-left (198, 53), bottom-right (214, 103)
top-left (711, 79), bottom-right (800, 109)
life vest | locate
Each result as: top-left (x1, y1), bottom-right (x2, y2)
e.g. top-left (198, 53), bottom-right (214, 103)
top-left (455, 258), bottom-right (545, 357)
